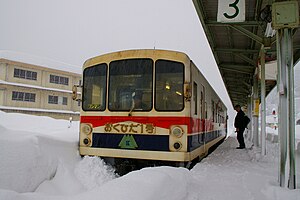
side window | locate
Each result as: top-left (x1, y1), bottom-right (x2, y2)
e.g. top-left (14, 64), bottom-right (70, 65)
top-left (201, 91), bottom-right (203, 118)
top-left (216, 103), bottom-right (219, 123)
top-left (212, 100), bottom-right (215, 122)
top-left (193, 82), bottom-right (197, 115)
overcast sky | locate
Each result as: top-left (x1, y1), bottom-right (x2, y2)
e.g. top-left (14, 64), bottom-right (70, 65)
top-left (0, 0), bottom-right (234, 115)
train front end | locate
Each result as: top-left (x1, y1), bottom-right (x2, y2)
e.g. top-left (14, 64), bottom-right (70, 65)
top-left (77, 50), bottom-right (193, 164)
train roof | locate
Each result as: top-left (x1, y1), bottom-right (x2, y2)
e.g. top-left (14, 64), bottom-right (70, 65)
top-left (83, 49), bottom-right (191, 67)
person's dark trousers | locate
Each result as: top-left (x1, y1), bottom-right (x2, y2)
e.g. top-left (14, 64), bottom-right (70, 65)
top-left (237, 128), bottom-right (245, 148)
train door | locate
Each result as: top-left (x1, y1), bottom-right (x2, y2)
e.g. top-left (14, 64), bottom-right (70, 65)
top-left (190, 63), bottom-right (200, 151)
top-left (200, 84), bottom-right (205, 146)
top-left (191, 80), bottom-right (202, 152)
top-left (193, 81), bottom-right (199, 122)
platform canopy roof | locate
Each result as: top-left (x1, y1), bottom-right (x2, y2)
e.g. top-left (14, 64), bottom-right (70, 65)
top-left (193, 0), bottom-right (300, 108)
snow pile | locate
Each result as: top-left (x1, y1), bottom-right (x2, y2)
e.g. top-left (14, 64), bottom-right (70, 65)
top-left (35, 161), bottom-right (85, 195)
top-left (74, 156), bottom-right (117, 190)
top-left (0, 111), bottom-right (79, 142)
top-left (0, 111), bottom-right (79, 192)
top-left (0, 111), bottom-right (299, 200)
top-left (0, 130), bottom-right (53, 192)
top-left (75, 166), bottom-right (192, 200)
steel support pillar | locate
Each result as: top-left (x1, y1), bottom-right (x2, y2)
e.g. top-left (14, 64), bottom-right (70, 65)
top-left (277, 28), bottom-right (296, 189)
top-left (260, 48), bottom-right (266, 156)
top-left (252, 72), bottom-right (259, 147)
top-left (247, 96), bottom-right (253, 141)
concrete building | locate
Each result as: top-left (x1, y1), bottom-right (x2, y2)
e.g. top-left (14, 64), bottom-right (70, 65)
top-left (0, 51), bottom-right (81, 120)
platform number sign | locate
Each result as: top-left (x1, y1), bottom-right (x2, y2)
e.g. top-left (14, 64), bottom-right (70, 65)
top-left (217, 0), bottom-right (245, 22)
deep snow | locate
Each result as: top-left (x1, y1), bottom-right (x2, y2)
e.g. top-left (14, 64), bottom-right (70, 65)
top-left (0, 111), bottom-right (299, 200)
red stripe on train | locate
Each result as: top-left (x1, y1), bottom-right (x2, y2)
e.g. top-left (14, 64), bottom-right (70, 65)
top-left (80, 116), bottom-right (216, 134)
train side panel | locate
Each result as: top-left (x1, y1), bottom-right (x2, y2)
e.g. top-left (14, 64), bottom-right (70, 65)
top-left (188, 61), bottom-right (227, 160)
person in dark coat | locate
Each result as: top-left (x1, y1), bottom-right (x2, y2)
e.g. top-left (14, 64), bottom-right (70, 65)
top-left (234, 105), bottom-right (246, 149)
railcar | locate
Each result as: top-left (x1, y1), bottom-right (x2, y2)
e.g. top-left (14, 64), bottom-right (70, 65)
top-left (73, 49), bottom-right (227, 171)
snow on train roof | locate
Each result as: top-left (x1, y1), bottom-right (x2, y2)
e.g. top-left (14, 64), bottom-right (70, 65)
top-left (0, 50), bottom-right (81, 75)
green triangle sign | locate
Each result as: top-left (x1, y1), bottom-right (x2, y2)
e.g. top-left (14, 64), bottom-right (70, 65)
top-left (118, 135), bottom-right (138, 149)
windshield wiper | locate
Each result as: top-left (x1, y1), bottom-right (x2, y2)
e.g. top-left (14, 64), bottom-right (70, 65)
top-left (128, 92), bottom-right (135, 116)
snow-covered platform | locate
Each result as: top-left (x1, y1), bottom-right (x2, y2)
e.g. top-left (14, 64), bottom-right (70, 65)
top-left (0, 111), bottom-right (299, 200)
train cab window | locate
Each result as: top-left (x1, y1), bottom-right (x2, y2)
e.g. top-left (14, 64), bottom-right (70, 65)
top-left (108, 59), bottom-right (153, 111)
top-left (82, 63), bottom-right (107, 111)
top-left (155, 60), bottom-right (184, 111)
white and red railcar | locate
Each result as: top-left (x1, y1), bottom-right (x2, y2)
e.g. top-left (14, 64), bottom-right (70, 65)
top-left (74, 49), bottom-right (227, 168)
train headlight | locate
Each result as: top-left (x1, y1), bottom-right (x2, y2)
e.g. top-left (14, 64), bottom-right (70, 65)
top-left (171, 126), bottom-right (183, 138)
top-left (173, 142), bottom-right (182, 150)
top-left (83, 138), bottom-right (91, 145)
top-left (81, 123), bottom-right (93, 135)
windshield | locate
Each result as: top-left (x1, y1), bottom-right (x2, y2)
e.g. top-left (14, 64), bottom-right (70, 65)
top-left (82, 58), bottom-right (185, 112)
top-left (155, 60), bottom-right (184, 111)
top-left (82, 63), bottom-right (107, 111)
top-left (108, 59), bottom-right (153, 111)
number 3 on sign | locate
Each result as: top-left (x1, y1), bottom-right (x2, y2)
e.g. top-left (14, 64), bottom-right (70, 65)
top-left (224, 0), bottom-right (239, 19)
top-left (217, 0), bottom-right (245, 22)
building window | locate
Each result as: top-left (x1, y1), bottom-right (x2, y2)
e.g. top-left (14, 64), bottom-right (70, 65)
top-left (14, 68), bottom-right (37, 80)
top-left (62, 97), bottom-right (68, 105)
top-left (48, 95), bottom-right (58, 104)
top-left (12, 91), bottom-right (23, 101)
top-left (48, 95), bottom-right (68, 105)
top-left (50, 75), bottom-right (69, 85)
top-left (12, 91), bottom-right (36, 102)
